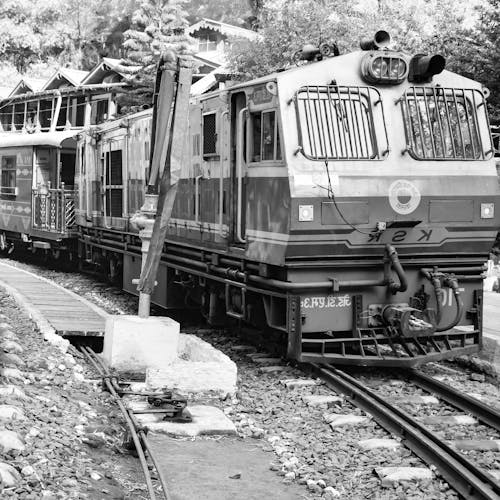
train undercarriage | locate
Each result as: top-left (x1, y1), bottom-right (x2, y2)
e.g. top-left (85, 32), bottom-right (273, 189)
top-left (76, 226), bottom-right (484, 367)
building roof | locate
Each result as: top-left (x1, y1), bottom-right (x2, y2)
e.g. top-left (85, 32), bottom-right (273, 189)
top-left (42, 68), bottom-right (89, 90)
top-left (187, 18), bottom-right (259, 40)
top-left (82, 57), bottom-right (141, 85)
top-left (9, 78), bottom-right (46, 97)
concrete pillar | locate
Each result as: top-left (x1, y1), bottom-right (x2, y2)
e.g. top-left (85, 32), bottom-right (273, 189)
top-left (102, 315), bottom-right (179, 372)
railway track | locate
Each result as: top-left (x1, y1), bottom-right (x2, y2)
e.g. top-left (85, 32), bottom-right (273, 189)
top-left (311, 364), bottom-right (500, 500)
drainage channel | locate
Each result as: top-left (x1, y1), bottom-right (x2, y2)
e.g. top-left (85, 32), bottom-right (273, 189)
top-left (311, 363), bottom-right (500, 500)
top-left (79, 346), bottom-right (173, 500)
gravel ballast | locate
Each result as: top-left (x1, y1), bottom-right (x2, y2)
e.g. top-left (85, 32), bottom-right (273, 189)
top-left (2, 255), bottom-right (499, 499)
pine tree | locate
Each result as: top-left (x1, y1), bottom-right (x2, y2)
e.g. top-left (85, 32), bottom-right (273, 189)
top-left (117, 0), bottom-right (194, 115)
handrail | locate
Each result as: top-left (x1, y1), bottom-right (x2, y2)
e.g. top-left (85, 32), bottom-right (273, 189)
top-left (194, 174), bottom-right (203, 224)
top-left (219, 110), bottom-right (229, 237)
top-left (236, 107), bottom-right (247, 244)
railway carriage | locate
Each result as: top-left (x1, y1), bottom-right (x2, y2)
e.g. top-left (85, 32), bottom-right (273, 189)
top-left (74, 33), bottom-right (500, 366)
top-left (1, 32), bottom-right (499, 367)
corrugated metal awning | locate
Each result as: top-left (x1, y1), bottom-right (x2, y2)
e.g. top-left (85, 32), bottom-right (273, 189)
top-left (0, 130), bottom-right (77, 148)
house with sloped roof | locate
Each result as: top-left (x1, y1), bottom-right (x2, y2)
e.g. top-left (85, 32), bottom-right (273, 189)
top-left (42, 68), bottom-right (89, 91)
top-left (9, 78), bottom-right (46, 97)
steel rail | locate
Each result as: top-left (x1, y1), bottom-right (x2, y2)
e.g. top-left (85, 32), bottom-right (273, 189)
top-left (311, 364), bottom-right (500, 500)
top-left (407, 369), bottom-right (500, 433)
top-left (79, 346), bottom-right (170, 500)
top-left (83, 349), bottom-right (172, 498)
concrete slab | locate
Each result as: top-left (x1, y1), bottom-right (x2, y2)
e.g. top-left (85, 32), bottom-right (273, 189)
top-left (358, 438), bottom-right (401, 451)
top-left (451, 440), bottom-right (500, 451)
top-left (146, 435), bottom-right (305, 500)
top-left (486, 469), bottom-right (500, 482)
top-left (302, 395), bottom-right (343, 407)
top-left (130, 404), bottom-right (237, 437)
top-left (146, 335), bottom-right (237, 395)
top-left (102, 315), bottom-right (179, 372)
top-left (259, 365), bottom-right (289, 373)
top-left (251, 357), bottom-right (283, 365)
top-left (325, 413), bottom-right (370, 427)
top-left (421, 415), bottom-right (477, 426)
top-left (280, 378), bottom-right (318, 389)
top-left (375, 467), bottom-right (432, 487)
top-left (391, 395), bottom-right (439, 405)
top-left (231, 345), bottom-right (257, 353)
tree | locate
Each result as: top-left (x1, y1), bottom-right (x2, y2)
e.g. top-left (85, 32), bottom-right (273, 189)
top-left (117, 0), bottom-right (194, 114)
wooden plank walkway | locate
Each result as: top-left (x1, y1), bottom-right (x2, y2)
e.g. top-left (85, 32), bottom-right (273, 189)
top-left (0, 261), bottom-right (107, 336)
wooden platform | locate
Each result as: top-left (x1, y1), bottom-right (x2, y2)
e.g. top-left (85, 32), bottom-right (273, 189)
top-left (0, 261), bottom-right (107, 336)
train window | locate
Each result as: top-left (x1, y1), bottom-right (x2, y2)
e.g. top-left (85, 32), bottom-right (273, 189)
top-left (202, 113), bottom-right (217, 157)
top-left (104, 150), bottom-right (123, 218)
top-left (295, 86), bottom-right (385, 160)
top-left (250, 110), bottom-right (282, 162)
top-left (1, 156), bottom-right (16, 196)
top-left (401, 87), bottom-right (489, 160)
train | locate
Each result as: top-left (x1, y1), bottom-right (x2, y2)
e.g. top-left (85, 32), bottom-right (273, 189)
top-left (0, 31), bottom-right (498, 367)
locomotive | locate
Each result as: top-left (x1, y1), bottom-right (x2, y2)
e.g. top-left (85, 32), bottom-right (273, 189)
top-left (0, 31), bottom-right (498, 367)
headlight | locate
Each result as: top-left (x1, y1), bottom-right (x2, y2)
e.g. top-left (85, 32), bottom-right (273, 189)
top-left (299, 205), bottom-right (314, 222)
top-left (361, 52), bottom-right (408, 84)
top-left (481, 203), bottom-right (494, 219)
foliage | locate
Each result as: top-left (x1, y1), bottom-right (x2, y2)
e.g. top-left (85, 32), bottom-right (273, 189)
top-left (227, 0), bottom-right (483, 80)
top-left (117, 0), bottom-right (194, 114)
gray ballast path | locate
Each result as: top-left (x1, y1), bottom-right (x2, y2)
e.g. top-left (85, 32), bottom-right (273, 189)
top-left (0, 261), bottom-right (107, 336)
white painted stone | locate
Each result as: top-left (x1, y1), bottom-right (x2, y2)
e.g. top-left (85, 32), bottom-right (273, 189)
top-left (0, 405), bottom-right (25, 421)
top-left (0, 429), bottom-right (25, 451)
top-left (42, 330), bottom-right (69, 352)
top-left (0, 385), bottom-right (26, 399)
top-left (0, 462), bottom-right (21, 487)
top-left (302, 395), bottom-right (343, 407)
top-left (102, 315), bottom-right (179, 372)
top-left (323, 486), bottom-right (341, 499)
top-left (140, 405), bottom-right (237, 437)
top-left (280, 378), bottom-right (318, 389)
top-left (325, 413), bottom-right (370, 427)
top-left (21, 465), bottom-right (35, 476)
top-left (146, 334), bottom-right (237, 395)
top-left (358, 438), bottom-right (401, 451)
top-left (0, 340), bottom-right (23, 354)
top-left (375, 466), bottom-right (432, 487)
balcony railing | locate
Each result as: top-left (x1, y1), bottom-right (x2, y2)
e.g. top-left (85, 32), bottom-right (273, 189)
top-left (32, 184), bottom-right (76, 234)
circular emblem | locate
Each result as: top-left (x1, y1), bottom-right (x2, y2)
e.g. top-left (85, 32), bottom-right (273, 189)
top-left (388, 180), bottom-right (421, 215)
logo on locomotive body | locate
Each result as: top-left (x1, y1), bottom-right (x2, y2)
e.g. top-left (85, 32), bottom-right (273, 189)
top-left (388, 179), bottom-right (421, 215)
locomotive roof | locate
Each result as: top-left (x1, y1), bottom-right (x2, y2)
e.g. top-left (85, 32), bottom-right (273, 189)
top-left (224, 49), bottom-right (482, 94)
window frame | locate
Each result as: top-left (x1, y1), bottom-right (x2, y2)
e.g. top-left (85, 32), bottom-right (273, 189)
top-left (248, 109), bottom-right (283, 164)
top-left (400, 86), bottom-right (491, 161)
top-left (202, 111), bottom-right (218, 159)
top-left (294, 85), bottom-right (388, 161)
top-left (0, 155), bottom-right (17, 196)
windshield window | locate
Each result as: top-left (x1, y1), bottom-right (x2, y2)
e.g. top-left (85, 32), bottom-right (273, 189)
top-left (295, 86), bottom-right (387, 160)
top-left (401, 87), bottom-right (488, 160)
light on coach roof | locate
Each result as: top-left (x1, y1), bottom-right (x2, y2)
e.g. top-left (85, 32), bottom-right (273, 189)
top-left (481, 203), bottom-right (494, 219)
top-left (361, 53), bottom-right (408, 84)
top-left (299, 205), bottom-right (314, 222)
